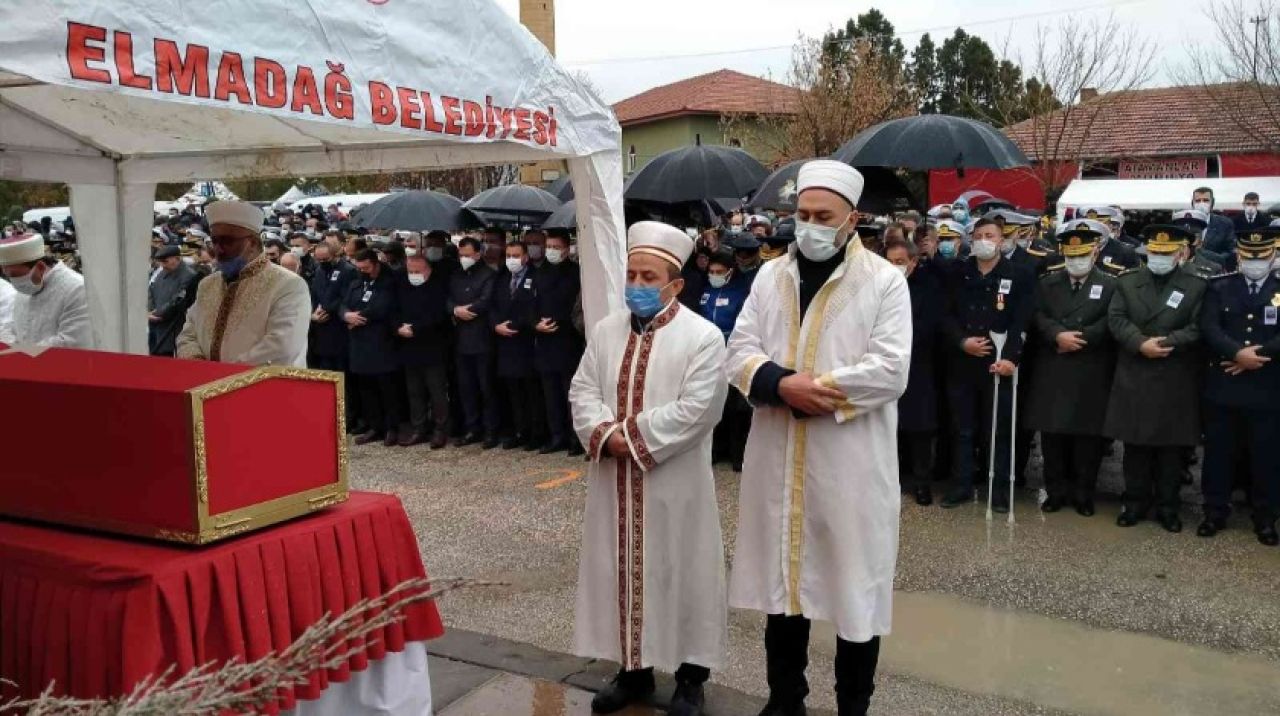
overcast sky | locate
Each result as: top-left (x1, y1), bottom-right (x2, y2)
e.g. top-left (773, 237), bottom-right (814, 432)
top-left (492, 0), bottom-right (1209, 104)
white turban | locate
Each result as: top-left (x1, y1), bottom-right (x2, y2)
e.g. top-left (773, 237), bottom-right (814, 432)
top-left (206, 200), bottom-right (265, 234)
top-left (627, 221), bottom-right (694, 269)
top-left (0, 233), bottom-right (45, 266)
top-left (797, 159), bottom-right (865, 209)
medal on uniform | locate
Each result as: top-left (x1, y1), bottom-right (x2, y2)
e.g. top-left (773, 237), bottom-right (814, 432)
top-left (996, 293), bottom-right (1005, 311)
top-left (1272, 292), bottom-right (1280, 307)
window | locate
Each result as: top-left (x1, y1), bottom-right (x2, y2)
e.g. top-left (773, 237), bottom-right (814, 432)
top-left (728, 137), bottom-right (742, 148)
top-left (627, 145), bottom-right (637, 173)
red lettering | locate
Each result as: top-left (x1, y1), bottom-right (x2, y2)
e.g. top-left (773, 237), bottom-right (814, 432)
top-left (369, 81), bottom-right (396, 125)
top-left (112, 31), bottom-right (151, 89)
top-left (397, 86), bottom-right (422, 129)
top-left (154, 40), bottom-right (210, 97)
top-left (323, 64), bottom-right (354, 120)
top-left (463, 100), bottom-right (485, 137)
top-left (441, 96), bottom-right (463, 136)
top-left (548, 107), bottom-right (558, 147)
top-left (500, 108), bottom-right (515, 139)
top-left (420, 92), bottom-right (444, 133)
top-left (485, 97), bottom-right (498, 139)
top-left (253, 58), bottom-right (287, 108)
top-left (213, 52), bottom-right (252, 104)
top-left (290, 66), bottom-right (323, 115)
top-left (532, 111), bottom-right (549, 145)
top-left (66, 22), bottom-right (111, 83)
top-left (513, 109), bottom-right (532, 141)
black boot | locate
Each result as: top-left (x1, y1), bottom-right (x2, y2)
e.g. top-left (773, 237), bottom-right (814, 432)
top-left (834, 636), bottom-right (879, 716)
top-left (668, 668), bottom-right (708, 716)
top-left (591, 668), bottom-right (654, 714)
top-left (760, 615), bottom-right (810, 715)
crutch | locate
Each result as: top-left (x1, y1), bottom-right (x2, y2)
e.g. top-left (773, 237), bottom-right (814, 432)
top-left (985, 331), bottom-right (1008, 522)
top-left (1007, 352), bottom-right (1020, 525)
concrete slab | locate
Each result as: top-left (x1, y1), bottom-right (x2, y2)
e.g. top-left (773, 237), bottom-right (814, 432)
top-left (438, 673), bottom-right (654, 716)
top-left (429, 656), bottom-right (500, 712)
top-left (431, 627), bottom-right (597, 684)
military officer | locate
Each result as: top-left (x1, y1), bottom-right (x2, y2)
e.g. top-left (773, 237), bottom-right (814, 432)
top-left (1170, 209), bottom-right (1226, 278)
top-left (934, 219), bottom-right (967, 263)
top-left (1096, 205), bottom-right (1140, 248)
top-left (1104, 225), bottom-right (1208, 532)
top-left (989, 209), bottom-right (1057, 276)
top-left (1025, 228), bottom-right (1118, 516)
top-left (1197, 228), bottom-right (1280, 546)
top-left (1077, 211), bottom-right (1141, 276)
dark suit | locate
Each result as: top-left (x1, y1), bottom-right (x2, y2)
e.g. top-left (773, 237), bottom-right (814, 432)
top-left (534, 260), bottom-right (584, 449)
top-left (396, 270), bottom-right (451, 439)
top-left (1026, 268), bottom-right (1118, 503)
top-left (147, 263), bottom-right (199, 356)
top-left (1096, 238), bottom-right (1140, 277)
top-left (449, 262), bottom-right (499, 438)
top-left (1200, 213), bottom-right (1236, 265)
top-left (1199, 272), bottom-right (1280, 528)
top-left (897, 265), bottom-right (943, 493)
top-left (1105, 266), bottom-right (1208, 517)
top-left (343, 267), bottom-right (401, 435)
top-left (309, 260), bottom-right (357, 369)
top-left (493, 265), bottom-right (544, 445)
top-left (1232, 212), bottom-right (1270, 233)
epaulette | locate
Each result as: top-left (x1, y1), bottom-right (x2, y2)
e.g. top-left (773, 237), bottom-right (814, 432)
top-left (1045, 261), bottom-right (1066, 272)
top-left (1210, 270), bottom-right (1239, 280)
top-left (1027, 247), bottom-right (1048, 257)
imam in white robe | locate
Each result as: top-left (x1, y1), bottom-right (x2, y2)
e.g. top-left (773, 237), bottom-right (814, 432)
top-left (569, 300), bottom-right (729, 672)
top-left (6, 262), bottom-right (92, 349)
top-left (177, 254), bottom-right (311, 367)
top-left (0, 278), bottom-right (15, 343)
top-left (726, 239), bottom-right (912, 643)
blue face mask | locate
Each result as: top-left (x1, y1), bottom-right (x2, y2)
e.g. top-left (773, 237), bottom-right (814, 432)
top-left (218, 255), bottom-right (247, 280)
top-left (952, 207), bottom-right (969, 224)
top-left (938, 240), bottom-right (957, 258)
top-left (625, 282), bottom-right (670, 318)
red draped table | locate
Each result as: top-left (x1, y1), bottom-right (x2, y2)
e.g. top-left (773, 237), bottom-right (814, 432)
top-left (0, 491), bottom-right (444, 710)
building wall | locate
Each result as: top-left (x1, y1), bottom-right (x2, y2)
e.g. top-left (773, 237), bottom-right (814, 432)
top-left (622, 115), bottom-right (785, 175)
top-left (517, 0), bottom-right (564, 187)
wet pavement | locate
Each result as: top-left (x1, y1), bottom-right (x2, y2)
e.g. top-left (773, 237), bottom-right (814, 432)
top-left (352, 440), bottom-right (1280, 715)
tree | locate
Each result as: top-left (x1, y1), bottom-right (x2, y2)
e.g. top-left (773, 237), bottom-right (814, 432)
top-left (910, 34), bottom-right (941, 114)
top-left (1181, 0), bottom-right (1280, 154)
top-left (824, 9), bottom-right (906, 72)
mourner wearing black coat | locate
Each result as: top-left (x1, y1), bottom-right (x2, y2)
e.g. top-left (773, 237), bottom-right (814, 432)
top-left (1196, 229), bottom-right (1280, 546)
top-left (889, 240), bottom-right (943, 506)
top-left (147, 250), bottom-right (200, 357)
top-left (395, 255), bottom-right (452, 449)
top-left (492, 244), bottom-right (545, 450)
top-left (343, 251), bottom-right (402, 446)
top-left (532, 236), bottom-right (585, 455)
top-left (309, 250), bottom-right (357, 371)
top-left (1025, 232), bottom-right (1118, 516)
top-left (448, 238), bottom-right (500, 447)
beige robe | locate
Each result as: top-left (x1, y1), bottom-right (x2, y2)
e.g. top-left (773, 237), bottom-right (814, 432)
top-left (177, 255), bottom-right (311, 367)
top-left (569, 301), bottom-right (728, 672)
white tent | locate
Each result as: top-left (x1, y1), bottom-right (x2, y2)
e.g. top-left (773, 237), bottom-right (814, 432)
top-left (273, 184), bottom-right (310, 209)
top-left (0, 0), bottom-right (625, 353)
top-left (1057, 177), bottom-right (1280, 220)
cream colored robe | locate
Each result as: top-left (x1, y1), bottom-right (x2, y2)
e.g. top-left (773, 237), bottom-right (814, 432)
top-left (569, 301), bottom-right (728, 672)
top-left (726, 240), bottom-right (912, 642)
top-left (6, 263), bottom-right (92, 349)
top-left (177, 255), bottom-right (311, 367)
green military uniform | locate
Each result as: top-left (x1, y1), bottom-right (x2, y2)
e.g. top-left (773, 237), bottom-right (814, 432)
top-left (1104, 225), bottom-right (1207, 532)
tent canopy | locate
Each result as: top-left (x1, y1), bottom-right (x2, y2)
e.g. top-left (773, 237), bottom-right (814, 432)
top-left (1057, 177), bottom-right (1280, 218)
top-left (0, 0), bottom-right (626, 353)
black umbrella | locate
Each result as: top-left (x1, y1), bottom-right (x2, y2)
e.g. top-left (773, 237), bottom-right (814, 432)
top-left (624, 143), bottom-right (767, 204)
top-left (831, 114), bottom-right (1030, 171)
top-left (463, 184), bottom-right (564, 225)
top-left (544, 175), bottom-right (575, 202)
top-left (541, 199), bottom-right (577, 230)
top-left (353, 190), bottom-right (477, 232)
top-left (747, 160), bottom-right (914, 214)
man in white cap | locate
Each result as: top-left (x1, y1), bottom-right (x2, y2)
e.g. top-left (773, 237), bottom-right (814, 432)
top-left (0, 232), bottom-right (91, 349)
top-left (177, 200), bottom-right (311, 367)
top-left (726, 159), bottom-right (912, 716)
top-left (569, 221), bottom-right (728, 716)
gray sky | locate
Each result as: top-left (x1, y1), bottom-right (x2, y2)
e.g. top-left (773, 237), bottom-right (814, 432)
top-left (493, 0), bottom-right (1208, 104)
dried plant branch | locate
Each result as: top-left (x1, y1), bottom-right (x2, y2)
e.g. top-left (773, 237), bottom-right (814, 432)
top-left (4, 577), bottom-right (504, 716)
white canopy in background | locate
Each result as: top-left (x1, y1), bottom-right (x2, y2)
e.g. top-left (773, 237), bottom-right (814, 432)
top-left (1057, 177), bottom-right (1280, 220)
top-left (0, 0), bottom-right (626, 353)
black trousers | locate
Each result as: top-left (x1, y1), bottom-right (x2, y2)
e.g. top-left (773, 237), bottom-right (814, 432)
top-left (503, 375), bottom-right (544, 442)
top-left (540, 369), bottom-right (575, 446)
top-left (356, 371), bottom-right (402, 435)
top-left (713, 391), bottom-right (753, 466)
top-left (1041, 433), bottom-right (1105, 503)
top-left (456, 353), bottom-right (499, 437)
top-left (405, 363), bottom-right (450, 436)
top-left (1121, 444), bottom-right (1186, 516)
top-left (615, 663), bottom-right (710, 688)
top-left (948, 374), bottom-right (1013, 494)
top-left (897, 430), bottom-right (935, 492)
top-left (1202, 404), bottom-right (1280, 527)
top-left (311, 353), bottom-right (360, 428)
top-left (764, 615), bottom-right (879, 716)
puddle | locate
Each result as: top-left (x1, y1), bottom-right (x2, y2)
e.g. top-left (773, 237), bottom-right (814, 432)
top-left (811, 592), bottom-right (1280, 715)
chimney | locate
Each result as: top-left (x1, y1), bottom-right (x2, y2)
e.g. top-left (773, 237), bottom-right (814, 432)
top-left (1079, 87), bottom-right (1098, 103)
top-left (519, 0), bottom-right (556, 57)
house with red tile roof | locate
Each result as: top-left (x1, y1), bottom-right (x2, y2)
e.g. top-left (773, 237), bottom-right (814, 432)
top-left (612, 69), bottom-right (798, 174)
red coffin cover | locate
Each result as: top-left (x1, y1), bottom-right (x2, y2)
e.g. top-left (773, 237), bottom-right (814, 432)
top-left (0, 346), bottom-right (346, 543)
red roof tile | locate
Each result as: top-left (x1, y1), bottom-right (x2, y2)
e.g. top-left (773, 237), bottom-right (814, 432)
top-left (1004, 83), bottom-right (1280, 160)
top-left (612, 69), bottom-right (799, 127)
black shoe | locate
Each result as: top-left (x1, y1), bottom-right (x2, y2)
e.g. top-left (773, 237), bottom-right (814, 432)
top-left (913, 486), bottom-right (933, 506)
top-left (732, 461), bottom-right (744, 473)
top-left (1075, 499), bottom-right (1096, 517)
top-left (455, 433), bottom-right (481, 447)
top-left (1116, 509), bottom-right (1142, 527)
top-left (757, 701), bottom-right (807, 716)
top-left (668, 680), bottom-right (705, 716)
top-left (1158, 512), bottom-right (1183, 534)
top-left (1041, 496), bottom-right (1067, 513)
top-left (991, 491), bottom-right (1010, 514)
top-left (382, 430), bottom-right (399, 447)
top-left (939, 489), bottom-right (973, 509)
top-left (566, 442), bottom-right (586, 457)
top-left (1256, 524), bottom-right (1279, 546)
top-left (430, 432), bottom-right (449, 450)
top-left (482, 436), bottom-right (502, 450)
top-left (502, 436), bottom-right (524, 450)
top-left (523, 439), bottom-right (542, 452)
top-left (353, 431), bottom-right (383, 446)
top-left (1197, 516), bottom-right (1227, 538)
top-left (591, 671), bottom-right (654, 714)
top-left (399, 432), bottom-right (425, 447)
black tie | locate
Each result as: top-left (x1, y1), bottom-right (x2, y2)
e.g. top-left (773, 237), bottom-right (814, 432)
top-left (1251, 281), bottom-right (1260, 296)
top-left (1072, 281), bottom-right (1082, 293)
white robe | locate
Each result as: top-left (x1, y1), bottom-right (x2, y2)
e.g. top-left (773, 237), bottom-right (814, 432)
top-left (726, 240), bottom-right (912, 643)
top-left (569, 301), bottom-right (728, 672)
top-left (6, 262), bottom-right (92, 349)
top-left (177, 255), bottom-right (311, 367)
top-left (0, 278), bottom-right (15, 344)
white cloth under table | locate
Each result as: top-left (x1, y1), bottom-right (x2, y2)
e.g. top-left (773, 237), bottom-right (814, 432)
top-left (283, 641), bottom-right (432, 716)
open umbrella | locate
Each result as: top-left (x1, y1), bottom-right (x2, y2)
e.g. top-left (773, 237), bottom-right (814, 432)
top-left (831, 115), bottom-right (1030, 171)
top-left (544, 175), bottom-right (575, 202)
top-left (541, 199), bottom-right (577, 230)
top-left (353, 190), bottom-right (477, 232)
top-left (464, 184), bottom-right (564, 225)
top-left (624, 143), bottom-right (767, 204)
top-left (747, 160), bottom-right (915, 214)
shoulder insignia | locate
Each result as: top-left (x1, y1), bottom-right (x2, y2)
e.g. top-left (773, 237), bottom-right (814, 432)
top-left (1210, 270), bottom-right (1238, 281)
top-left (1045, 261), bottom-right (1066, 272)
top-left (1026, 247), bottom-right (1048, 257)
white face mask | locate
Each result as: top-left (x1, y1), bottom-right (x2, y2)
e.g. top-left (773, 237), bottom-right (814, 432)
top-left (1193, 200), bottom-right (1212, 214)
top-left (545, 248), bottom-right (565, 265)
top-left (1241, 257), bottom-right (1274, 282)
top-left (9, 269), bottom-right (43, 296)
top-left (290, 246), bottom-right (306, 258)
top-left (1016, 237), bottom-right (1032, 250)
top-left (505, 257), bottom-right (524, 273)
top-left (182, 256), bottom-right (196, 266)
top-left (972, 238), bottom-right (999, 261)
top-left (425, 247), bottom-right (444, 262)
top-left (795, 216), bottom-right (850, 262)
top-left (708, 272), bottom-right (730, 288)
top-left (405, 248), bottom-right (419, 257)
top-left (1147, 254), bottom-right (1178, 275)
top-left (1246, 207), bottom-right (1259, 221)
top-left (895, 263), bottom-right (911, 277)
top-left (1001, 238), bottom-right (1017, 255)
top-left (407, 273), bottom-right (427, 286)
top-left (1065, 255), bottom-right (1095, 278)
top-left (459, 256), bottom-right (478, 271)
